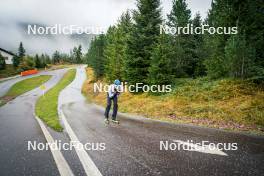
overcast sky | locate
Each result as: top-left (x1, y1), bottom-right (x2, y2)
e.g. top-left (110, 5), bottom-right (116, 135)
top-left (0, 0), bottom-right (212, 55)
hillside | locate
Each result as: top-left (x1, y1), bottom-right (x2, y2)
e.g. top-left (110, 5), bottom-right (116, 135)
top-left (82, 68), bottom-right (264, 133)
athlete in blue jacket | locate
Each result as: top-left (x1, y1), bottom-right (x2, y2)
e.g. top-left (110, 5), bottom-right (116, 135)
top-left (104, 79), bottom-right (122, 124)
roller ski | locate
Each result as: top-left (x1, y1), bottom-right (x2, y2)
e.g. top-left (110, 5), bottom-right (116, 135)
top-left (104, 119), bottom-right (110, 124)
top-left (111, 119), bottom-right (120, 124)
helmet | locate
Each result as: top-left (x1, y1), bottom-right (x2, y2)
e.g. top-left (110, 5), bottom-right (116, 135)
top-left (114, 79), bottom-right (121, 85)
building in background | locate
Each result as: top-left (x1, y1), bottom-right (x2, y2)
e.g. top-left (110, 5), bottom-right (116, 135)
top-left (0, 48), bottom-right (15, 64)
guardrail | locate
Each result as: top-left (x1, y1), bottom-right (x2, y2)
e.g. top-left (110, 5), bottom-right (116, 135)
top-left (20, 69), bottom-right (38, 76)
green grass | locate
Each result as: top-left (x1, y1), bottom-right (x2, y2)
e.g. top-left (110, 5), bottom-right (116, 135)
top-left (0, 75), bottom-right (51, 106)
top-left (35, 69), bottom-right (76, 131)
top-left (0, 64), bottom-right (74, 80)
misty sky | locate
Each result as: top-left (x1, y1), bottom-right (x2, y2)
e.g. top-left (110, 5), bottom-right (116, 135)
top-left (0, 0), bottom-right (212, 55)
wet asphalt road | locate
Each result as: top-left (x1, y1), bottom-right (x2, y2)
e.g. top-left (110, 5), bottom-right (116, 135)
top-left (0, 70), bottom-right (59, 97)
top-left (0, 69), bottom-right (68, 176)
top-left (0, 66), bottom-right (263, 176)
top-left (60, 66), bottom-right (264, 176)
top-left (62, 102), bottom-right (264, 176)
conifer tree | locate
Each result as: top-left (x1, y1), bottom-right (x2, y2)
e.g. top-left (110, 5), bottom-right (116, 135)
top-left (192, 12), bottom-right (206, 77)
top-left (167, 0), bottom-right (192, 77)
top-left (125, 0), bottom-right (162, 85)
top-left (73, 45), bottom-right (83, 63)
top-left (148, 33), bottom-right (174, 85)
top-left (104, 11), bottom-right (132, 81)
top-left (52, 51), bottom-right (60, 64)
top-left (225, 34), bottom-right (255, 78)
top-left (104, 26), bottom-right (122, 81)
top-left (34, 54), bottom-right (42, 68)
top-left (18, 42), bottom-right (26, 58)
top-left (13, 42), bottom-right (26, 67)
top-left (12, 55), bottom-right (20, 68)
top-left (203, 0), bottom-right (237, 78)
top-left (86, 34), bottom-right (106, 78)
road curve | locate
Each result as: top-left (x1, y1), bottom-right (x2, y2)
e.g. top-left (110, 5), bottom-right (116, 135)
top-left (0, 70), bottom-right (64, 97)
top-left (61, 66), bottom-right (264, 176)
top-left (1, 66), bottom-right (263, 176)
top-left (0, 69), bottom-right (68, 176)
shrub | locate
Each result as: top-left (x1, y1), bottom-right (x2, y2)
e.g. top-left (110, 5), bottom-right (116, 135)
top-left (18, 56), bottom-right (35, 71)
top-left (0, 53), bottom-right (6, 70)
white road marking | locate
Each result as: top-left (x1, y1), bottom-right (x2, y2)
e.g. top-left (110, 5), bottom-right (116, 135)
top-left (35, 116), bottom-right (74, 176)
top-left (173, 140), bottom-right (228, 156)
top-left (58, 66), bottom-right (102, 176)
top-left (59, 108), bottom-right (103, 176)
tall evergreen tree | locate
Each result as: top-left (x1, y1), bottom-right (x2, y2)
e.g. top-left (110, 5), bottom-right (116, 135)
top-left (125, 0), bottom-right (162, 86)
top-left (73, 45), bottom-right (82, 63)
top-left (44, 54), bottom-right (51, 64)
top-left (52, 50), bottom-right (60, 64)
top-left (225, 33), bottom-right (255, 78)
top-left (84, 0), bottom-right (263, 83)
top-left (204, 0), bottom-right (263, 79)
top-left (148, 33), bottom-right (174, 85)
top-left (204, 0), bottom-right (236, 78)
top-left (167, 0), bottom-right (191, 27)
top-left (104, 11), bottom-right (132, 81)
top-left (232, 0), bottom-right (264, 80)
top-left (34, 54), bottom-right (42, 68)
top-left (192, 12), bottom-right (206, 77)
top-left (73, 47), bottom-right (78, 63)
top-left (104, 26), bottom-right (122, 81)
top-left (86, 34), bottom-right (106, 78)
top-left (77, 45), bottom-right (82, 63)
top-left (167, 0), bottom-right (193, 77)
top-left (40, 54), bottom-right (47, 67)
top-left (14, 42), bottom-right (26, 67)
top-left (12, 55), bottom-right (20, 67)
top-left (18, 42), bottom-right (26, 58)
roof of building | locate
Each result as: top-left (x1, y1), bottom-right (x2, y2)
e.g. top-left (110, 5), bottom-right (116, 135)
top-left (0, 48), bottom-right (15, 56)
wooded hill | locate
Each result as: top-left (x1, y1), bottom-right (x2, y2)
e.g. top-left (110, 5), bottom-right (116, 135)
top-left (85, 0), bottom-right (264, 85)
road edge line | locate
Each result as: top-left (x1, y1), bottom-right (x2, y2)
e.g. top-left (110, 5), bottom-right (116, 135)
top-left (59, 107), bottom-right (103, 176)
top-left (35, 115), bottom-right (74, 176)
top-left (0, 75), bottom-right (20, 83)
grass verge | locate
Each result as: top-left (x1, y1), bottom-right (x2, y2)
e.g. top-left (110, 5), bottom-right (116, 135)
top-left (0, 65), bottom-right (20, 79)
top-left (0, 64), bottom-right (75, 80)
top-left (35, 69), bottom-right (76, 131)
top-left (82, 67), bottom-right (264, 134)
top-left (46, 64), bottom-right (77, 71)
top-left (0, 75), bottom-right (51, 106)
